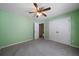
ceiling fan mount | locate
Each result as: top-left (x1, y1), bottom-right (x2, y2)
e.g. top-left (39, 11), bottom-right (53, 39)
top-left (29, 3), bottom-right (51, 18)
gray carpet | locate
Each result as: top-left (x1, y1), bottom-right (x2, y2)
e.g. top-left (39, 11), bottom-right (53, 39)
top-left (0, 39), bottom-right (79, 56)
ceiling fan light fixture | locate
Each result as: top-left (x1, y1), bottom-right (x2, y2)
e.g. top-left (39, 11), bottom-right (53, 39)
top-left (29, 3), bottom-right (51, 18)
top-left (36, 12), bottom-right (42, 17)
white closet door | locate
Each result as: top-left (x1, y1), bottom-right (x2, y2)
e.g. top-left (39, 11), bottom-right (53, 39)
top-left (49, 17), bottom-right (71, 45)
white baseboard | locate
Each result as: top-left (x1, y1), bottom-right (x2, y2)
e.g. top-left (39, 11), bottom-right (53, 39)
top-left (0, 39), bottom-right (32, 50)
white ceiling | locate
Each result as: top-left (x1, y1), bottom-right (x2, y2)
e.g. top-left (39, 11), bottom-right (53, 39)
top-left (0, 3), bottom-right (79, 20)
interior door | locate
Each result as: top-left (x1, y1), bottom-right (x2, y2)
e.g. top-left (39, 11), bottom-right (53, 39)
top-left (49, 17), bottom-right (71, 45)
top-left (34, 23), bottom-right (39, 39)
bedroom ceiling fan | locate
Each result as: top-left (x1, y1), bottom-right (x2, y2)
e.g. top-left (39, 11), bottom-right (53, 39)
top-left (29, 3), bottom-right (51, 18)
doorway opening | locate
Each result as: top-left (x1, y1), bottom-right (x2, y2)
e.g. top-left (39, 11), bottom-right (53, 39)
top-left (34, 23), bottom-right (44, 40)
top-left (39, 23), bottom-right (44, 39)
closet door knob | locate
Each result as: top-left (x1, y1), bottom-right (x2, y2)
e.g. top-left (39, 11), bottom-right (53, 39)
top-left (56, 31), bottom-right (59, 33)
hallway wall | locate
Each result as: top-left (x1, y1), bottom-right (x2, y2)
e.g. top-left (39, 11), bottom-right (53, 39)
top-left (0, 10), bottom-right (33, 49)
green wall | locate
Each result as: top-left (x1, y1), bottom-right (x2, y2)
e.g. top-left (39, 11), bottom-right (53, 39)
top-left (44, 10), bottom-right (79, 48)
top-left (0, 10), bottom-right (33, 48)
top-left (71, 10), bottom-right (79, 47)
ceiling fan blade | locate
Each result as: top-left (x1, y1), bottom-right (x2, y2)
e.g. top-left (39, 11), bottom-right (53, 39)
top-left (42, 13), bottom-right (47, 17)
top-left (42, 7), bottom-right (51, 11)
top-left (33, 3), bottom-right (38, 8)
top-left (29, 12), bottom-right (34, 13)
